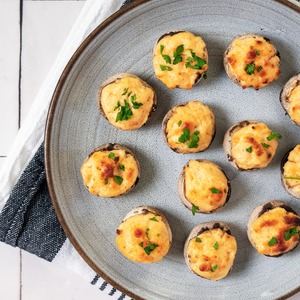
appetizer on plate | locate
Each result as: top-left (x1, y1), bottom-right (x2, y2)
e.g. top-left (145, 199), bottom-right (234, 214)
top-left (178, 160), bottom-right (230, 214)
top-left (80, 143), bottom-right (140, 198)
top-left (98, 73), bottom-right (157, 130)
top-left (280, 73), bottom-right (300, 126)
top-left (281, 144), bottom-right (300, 199)
top-left (247, 200), bottom-right (300, 256)
top-left (153, 31), bottom-right (208, 89)
top-left (223, 120), bottom-right (281, 170)
top-left (184, 222), bottom-right (237, 280)
top-left (224, 33), bottom-right (280, 89)
top-left (116, 206), bottom-right (172, 263)
top-left (162, 100), bottom-right (215, 154)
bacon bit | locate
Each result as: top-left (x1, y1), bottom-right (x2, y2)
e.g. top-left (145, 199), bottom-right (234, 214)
top-left (134, 228), bottom-right (143, 238)
top-left (116, 229), bottom-right (122, 235)
top-left (259, 70), bottom-right (267, 77)
top-left (126, 168), bottom-right (134, 179)
top-left (182, 122), bottom-right (194, 132)
top-left (101, 162), bottom-right (115, 178)
top-left (246, 50), bottom-right (257, 59)
top-left (256, 40), bottom-right (263, 45)
top-left (245, 136), bottom-right (264, 156)
top-left (211, 191), bottom-right (224, 204)
top-left (199, 263), bottom-right (211, 272)
top-left (261, 219), bottom-right (278, 227)
top-left (228, 56), bottom-right (236, 65)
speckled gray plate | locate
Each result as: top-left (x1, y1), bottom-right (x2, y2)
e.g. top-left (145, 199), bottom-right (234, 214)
top-left (45, 1), bottom-right (300, 299)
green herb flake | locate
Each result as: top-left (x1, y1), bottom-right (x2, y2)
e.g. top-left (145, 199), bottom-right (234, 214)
top-left (160, 65), bottom-right (173, 71)
top-left (284, 228), bottom-right (299, 241)
top-left (122, 87), bottom-right (129, 95)
top-left (108, 152), bottom-right (116, 159)
top-left (178, 128), bottom-right (190, 143)
top-left (283, 176), bottom-right (300, 180)
top-left (113, 175), bottom-right (123, 185)
top-left (262, 143), bottom-right (270, 149)
top-left (104, 178), bottom-right (108, 185)
top-left (245, 62), bottom-right (255, 75)
top-left (173, 44), bottom-right (184, 65)
top-left (144, 243), bottom-right (158, 255)
top-left (145, 228), bottom-right (150, 239)
top-left (246, 146), bottom-right (253, 153)
top-left (131, 94), bottom-right (143, 109)
top-left (211, 265), bottom-right (218, 272)
top-left (185, 50), bottom-right (207, 70)
top-left (115, 99), bottom-right (133, 122)
top-left (203, 71), bottom-right (208, 79)
top-left (267, 132), bottom-right (282, 141)
top-left (191, 204), bottom-right (199, 216)
top-left (210, 187), bottom-right (220, 194)
top-left (138, 242), bottom-right (144, 247)
top-left (149, 217), bottom-right (159, 222)
top-left (257, 66), bottom-right (263, 72)
top-left (196, 237), bottom-right (202, 243)
top-left (213, 241), bottom-right (219, 250)
top-left (119, 164), bottom-right (125, 171)
top-left (178, 120), bottom-right (182, 127)
top-left (187, 130), bottom-right (200, 148)
top-left (255, 49), bottom-right (261, 56)
top-left (268, 237), bottom-right (278, 246)
top-left (160, 44), bottom-right (172, 64)
top-left (114, 101), bottom-right (121, 111)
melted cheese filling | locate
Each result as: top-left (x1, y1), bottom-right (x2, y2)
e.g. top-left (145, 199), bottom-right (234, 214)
top-left (186, 228), bottom-right (237, 280)
top-left (80, 149), bottom-right (139, 197)
top-left (184, 160), bottom-right (228, 212)
top-left (116, 212), bottom-right (171, 263)
top-left (250, 207), bottom-right (300, 256)
top-left (165, 101), bottom-right (215, 153)
top-left (230, 123), bottom-right (278, 170)
top-left (287, 85), bottom-right (300, 124)
top-left (283, 145), bottom-right (300, 196)
top-left (100, 76), bottom-right (155, 130)
top-left (226, 35), bottom-right (280, 89)
top-left (153, 32), bottom-right (208, 89)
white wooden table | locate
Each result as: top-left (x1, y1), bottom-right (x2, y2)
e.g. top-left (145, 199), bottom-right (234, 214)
top-left (0, 0), bottom-right (300, 299)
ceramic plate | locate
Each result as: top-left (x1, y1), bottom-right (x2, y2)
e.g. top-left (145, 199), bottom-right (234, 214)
top-left (45, 0), bottom-right (300, 299)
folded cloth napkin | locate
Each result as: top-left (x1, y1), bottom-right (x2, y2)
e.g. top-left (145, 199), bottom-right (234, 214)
top-left (0, 0), bottom-right (134, 299)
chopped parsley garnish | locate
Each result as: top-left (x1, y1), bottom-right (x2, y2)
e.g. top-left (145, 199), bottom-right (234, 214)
top-left (257, 66), bottom-right (263, 72)
top-left (213, 241), bottom-right (219, 250)
top-left (267, 132), bottom-right (282, 141)
top-left (144, 243), bottom-right (158, 255)
top-left (187, 130), bottom-right (200, 148)
top-left (196, 237), bottom-right (202, 243)
top-left (108, 152), bottom-right (116, 159)
top-left (131, 94), bottom-right (143, 109)
top-left (122, 87), bottom-right (129, 95)
top-left (283, 176), bottom-right (300, 180)
top-left (178, 120), bottom-right (182, 127)
top-left (104, 178), bottom-right (108, 185)
top-left (160, 65), bottom-right (173, 71)
top-left (268, 237), bottom-right (278, 246)
top-left (149, 217), bottom-right (159, 222)
top-left (115, 99), bottom-right (133, 122)
top-left (172, 44), bottom-right (184, 65)
top-left (245, 62), bottom-right (255, 75)
top-left (211, 265), bottom-right (218, 272)
top-left (178, 128), bottom-right (190, 143)
top-left (262, 142), bottom-right (270, 149)
top-left (114, 101), bottom-right (121, 111)
top-left (145, 228), bottom-right (150, 239)
top-left (246, 146), bottom-right (253, 153)
top-left (138, 242), bottom-right (144, 247)
top-left (113, 175), bottom-right (123, 185)
top-left (119, 164), bottom-right (125, 171)
top-left (284, 228), bottom-right (299, 241)
top-left (191, 204), bottom-right (199, 216)
top-left (210, 187), bottom-right (220, 194)
top-left (255, 49), bottom-right (260, 56)
top-left (185, 50), bottom-right (206, 70)
top-left (160, 45), bottom-right (172, 64)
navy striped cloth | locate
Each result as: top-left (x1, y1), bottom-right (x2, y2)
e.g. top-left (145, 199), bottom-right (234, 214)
top-left (0, 0), bottom-right (134, 299)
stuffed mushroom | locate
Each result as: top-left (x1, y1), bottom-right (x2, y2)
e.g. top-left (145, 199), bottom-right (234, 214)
top-left (98, 73), bottom-right (157, 130)
top-left (247, 200), bottom-right (300, 257)
top-left (223, 120), bottom-right (281, 170)
top-left (116, 206), bottom-right (172, 263)
top-left (224, 33), bottom-right (280, 89)
top-left (178, 160), bottom-right (231, 214)
top-left (153, 31), bottom-right (208, 89)
top-left (281, 144), bottom-right (300, 199)
top-left (80, 143), bottom-right (140, 198)
top-left (280, 73), bottom-right (300, 126)
top-left (184, 222), bottom-right (237, 280)
top-left (162, 100), bottom-right (215, 154)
